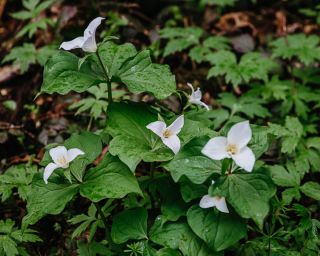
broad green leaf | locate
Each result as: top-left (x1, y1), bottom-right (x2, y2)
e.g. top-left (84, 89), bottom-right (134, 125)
top-left (98, 41), bottom-right (176, 99)
top-left (98, 41), bottom-right (137, 79)
top-left (107, 102), bottom-right (173, 171)
top-left (80, 154), bottom-right (142, 202)
top-left (163, 137), bottom-right (221, 184)
top-left (187, 205), bottom-right (247, 251)
top-left (41, 132), bottom-right (102, 182)
top-left (111, 207), bottom-right (148, 244)
top-left (150, 176), bottom-right (188, 224)
top-left (41, 51), bottom-right (101, 95)
top-left (215, 171), bottom-right (276, 228)
top-left (149, 216), bottom-right (216, 256)
top-left (300, 182), bottom-right (320, 200)
top-left (156, 248), bottom-right (181, 256)
top-left (179, 178), bottom-right (207, 203)
top-left (119, 62), bottom-right (176, 100)
top-left (22, 173), bottom-right (79, 228)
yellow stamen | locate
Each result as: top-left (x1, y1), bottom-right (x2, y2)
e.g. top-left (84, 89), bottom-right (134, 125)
top-left (163, 129), bottom-right (172, 138)
top-left (226, 144), bottom-right (238, 155)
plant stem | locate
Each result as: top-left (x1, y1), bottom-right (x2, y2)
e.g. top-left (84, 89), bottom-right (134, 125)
top-left (87, 116), bottom-right (93, 131)
top-left (96, 51), bottom-right (112, 103)
top-left (94, 202), bottom-right (113, 247)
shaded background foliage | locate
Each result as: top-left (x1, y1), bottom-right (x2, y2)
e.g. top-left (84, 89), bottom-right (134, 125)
top-left (0, 0), bottom-right (320, 255)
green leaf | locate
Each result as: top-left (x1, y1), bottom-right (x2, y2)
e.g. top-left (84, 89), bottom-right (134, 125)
top-left (179, 178), bottom-right (207, 203)
top-left (22, 173), bottom-right (79, 228)
top-left (2, 43), bottom-right (37, 73)
top-left (270, 34), bottom-right (320, 65)
top-left (187, 205), bottom-right (247, 251)
top-left (111, 207), bottom-right (148, 244)
top-left (107, 102), bottom-right (173, 171)
top-left (41, 132), bottom-right (102, 182)
top-left (207, 51), bottom-right (276, 87)
top-left (41, 51), bottom-right (100, 95)
top-left (0, 164), bottom-right (38, 201)
top-left (269, 164), bottom-right (300, 187)
top-left (215, 171), bottom-right (276, 228)
top-left (300, 182), bottom-right (320, 200)
top-left (98, 42), bottom-right (176, 99)
top-left (163, 137), bottom-right (221, 184)
top-left (80, 154), bottom-right (142, 202)
top-left (150, 216), bottom-right (216, 255)
top-left (98, 41), bottom-right (137, 79)
top-left (160, 27), bottom-right (203, 56)
top-left (119, 61), bottom-right (176, 100)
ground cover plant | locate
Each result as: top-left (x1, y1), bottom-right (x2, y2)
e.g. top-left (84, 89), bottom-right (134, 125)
top-left (0, 0), bottom-right (320, 255)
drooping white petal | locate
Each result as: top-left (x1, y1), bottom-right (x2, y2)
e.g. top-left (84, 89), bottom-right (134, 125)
top-left (201, 137), bottom-right (229, 160)
top-left (213, 196), bottom-right (229, 213)
top-left (67, 148), bottom-right (85, 162)
top-left (232, 146), bottom-right (255, 172)
top-left (43, 163), bottom-right (59, 184)
top-left (49, 146), bottom-right (68, 166)
top-left (200, 195), bottom-right (216, 208)
top-left (167, 115), bottom-right (184, 135)
top-left (193, 88), bottom-right (202, 100)
top-left (227, 120), bottom-right (252, 149)
top-left (187, 83), bottom-right (195, 94)
top-left (82, 36), bottom-right (97, 52)
top-left (146, 121), bottom-right (167, 138)
top-left (84, 17), bottom-right (105, 39)
top-left (200, 195), bottom-right (229, 213)
top-left (162, 134), bottom-right (181, 154)
top-left (60, 36), bottom-right (85, 50)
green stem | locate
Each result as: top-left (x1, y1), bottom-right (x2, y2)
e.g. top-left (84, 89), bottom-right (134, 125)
top-left (94, 202), bottom-right (113, 246)
top-left (87, 116), bottom-right (93, 131)
top-left (96, 51), bottom-right (112, 103)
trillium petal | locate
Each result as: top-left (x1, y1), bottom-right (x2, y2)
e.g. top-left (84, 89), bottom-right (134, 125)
top-left (167, 115), bottom-right (184, 135)
top-left (232, 146), bottom-right (255, 172)
top-left (67, 148), bottom-right (85, 162)
top-left (187, 83), bottom-right (195, 94)
top-left (162, 134), bottom-right (181, 154)
top-left (49, 146), bottom-right (68, 166)
top-left (43, 163), bottom-right (59, 184)
top-left (146, 121), bottom-right (166, 137)
top-left (60, 36), bottom-right (85, 50)
top-left (227, 120), bottom-right (252, 149)
top-left (199, 195), bottom-right (216, 208)
top-left (84, 17), bottom-right (105, 39)
top-left (201, 137), bottom-right (229, 160)
top-left (82, 36), bottom-right (97, 52)
top-left (213, 196), bottom-right (229, 213)
top-left (193, 88), bottom-right (202, 100)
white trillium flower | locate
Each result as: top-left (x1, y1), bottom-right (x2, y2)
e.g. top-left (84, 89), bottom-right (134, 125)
top-left (60, 17), bottom-right (105, 52)
top-left (200, 195), bottom-right (229, 213)
top-left (187, 83), bottom-right (209, 110)
top-left (201, 120), bottom-right (255, 172)
top-left (146, 115), bottom-right (184, 154)
top-left (43, 146), bottom-right (85, 184)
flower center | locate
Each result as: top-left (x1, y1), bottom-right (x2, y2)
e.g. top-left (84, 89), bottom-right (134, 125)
top-left (57, 156), bottom-right (69, 167)
top-left (226, 144), bottom-right (238, 155)
top-left (163, 129), bottom-right (172, 138)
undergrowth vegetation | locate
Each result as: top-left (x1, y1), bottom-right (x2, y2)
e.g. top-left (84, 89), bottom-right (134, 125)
top-left (0, 0), bottom-right (319, 255)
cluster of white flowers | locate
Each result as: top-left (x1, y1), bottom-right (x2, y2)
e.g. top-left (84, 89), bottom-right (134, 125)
top-left (45, 17), bottom-right (256, 215)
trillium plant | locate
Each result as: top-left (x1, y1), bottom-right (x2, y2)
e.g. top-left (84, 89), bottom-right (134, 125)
top-left (20, 16), bottom-right (277, 255)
